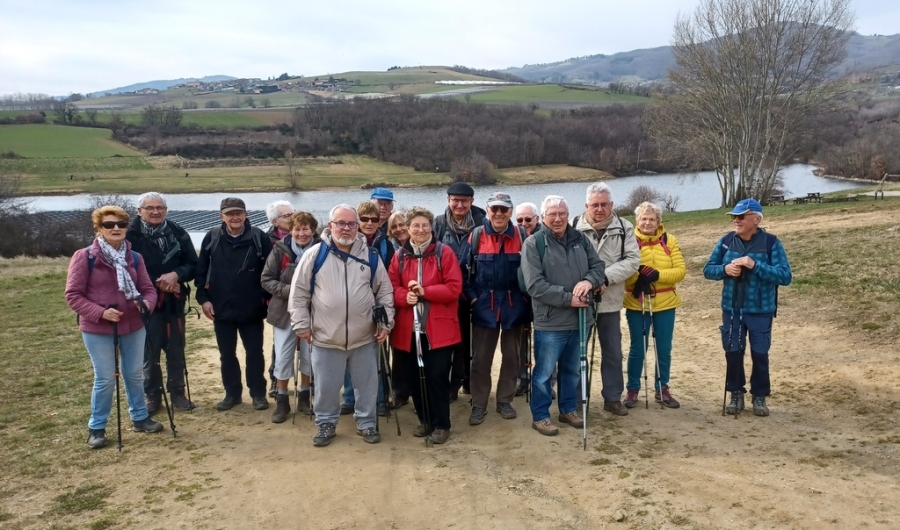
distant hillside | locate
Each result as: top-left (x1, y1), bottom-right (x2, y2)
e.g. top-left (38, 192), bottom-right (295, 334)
top-left (90, 75), bottom-right (236, 96)
top-left (502, 32), bottom-right (900, 84)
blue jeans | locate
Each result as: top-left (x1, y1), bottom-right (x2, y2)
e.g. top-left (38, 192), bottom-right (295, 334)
top-left (83, 328), bottom-right (149, 430)
top-left (625, 308), bottom-right (676, 391)
top-left (343, 369), bottom-right (385, 406)
top-left (530, 330), bottom-right (580, 422)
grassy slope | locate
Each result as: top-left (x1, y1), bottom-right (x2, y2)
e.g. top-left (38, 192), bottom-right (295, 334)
top-left (461, 84), bottom-right (651, 104)
top-left (0, 125), bottom-right (142, 158)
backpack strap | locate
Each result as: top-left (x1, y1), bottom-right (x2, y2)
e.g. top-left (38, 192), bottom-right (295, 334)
top-left (367, 246), bottom-right (379, 287)
top-left (203, 227), bottom-right (221, 289)
top-left (467, 226), bottom-right (483, 279)
top-left (310, 243), bottom-right (379, 297)
top-left (309, 243), bottom-right (330, 297)
top-left (637, 232), bottom-right (671, 255)
top-left (87, 247), bottom-right (141, 276)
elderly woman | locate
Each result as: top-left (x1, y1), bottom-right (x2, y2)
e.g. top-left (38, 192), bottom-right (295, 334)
top-left (265, 200), bottom-right (294, 395)
top-left (262, 211), bottom-right (320, 423)
top-left (388, 211), bottom-right (409, 250)
top-left (65, 205), bottom-right (162, 449)
top-left (388, 207), bottom-right (462, 444)
top-left (623, 202), bottom-right (686, 409)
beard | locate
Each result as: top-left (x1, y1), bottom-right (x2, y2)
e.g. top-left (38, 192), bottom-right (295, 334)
top-left (335, 234), bottom-right (356, 246)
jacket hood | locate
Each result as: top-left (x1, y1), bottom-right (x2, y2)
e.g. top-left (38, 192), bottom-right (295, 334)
top-left (635, 224), bottom-right (666, 243)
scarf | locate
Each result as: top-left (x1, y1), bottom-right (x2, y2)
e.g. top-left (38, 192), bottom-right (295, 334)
top-left (290, 237), bottom-right (314, 263)
top-left (97, 236), bottom-right (141, 300)
top-left (140, 218), bottom-right (180, 262)
top-left (444, 207), bottom-right (475, 236)
top-left (590, 214), bottom-right (615, 233)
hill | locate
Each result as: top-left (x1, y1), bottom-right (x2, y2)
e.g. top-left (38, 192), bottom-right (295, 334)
top-left (89, 75), bottom-right (236, 97)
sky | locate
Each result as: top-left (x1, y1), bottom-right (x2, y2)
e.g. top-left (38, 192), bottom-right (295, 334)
top-left (1, 0), bottom-right (896, 95)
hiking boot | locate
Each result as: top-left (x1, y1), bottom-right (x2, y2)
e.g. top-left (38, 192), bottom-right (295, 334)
top-left (216, 395), bottom-right (242, 411)
top-left (171, 392), bottom-right (195, 411)
top-left (725, 391), bottom-right (745, 415)
top-left (604, 401), bottom-right (629, 416)
top-left (271, 394), bottom-right (290, 423)
top-left (313, 423), bottom-right (336, 447)
top-left (413, 423), bottom-right (434, 438)
top-left (532, 419), bottom-right (559, 436)
top-left (752, 395), bottom-right (769, 417)
top-left (515, 383), bottom-right (529, 397)
top-left (496, 402), bottom-right (517, 420)
top-left (431, 429), bottom-right (450, 444)
top-left (377, 404), bottom-right (388, 417)
top-left (558, 411), bottom-right (584, 428)
top-left (145, 393), bottom-right (162, 415)
top-left (86, 429), bottom-right (107, 449)
top-left (252, 396), bottom-right (269, 411)
top-left (623, 389), bottom-right (640, 409)
top-left (356, 426), bottom-right (381, 444)
top-left (469, 406), bottom-right (487, 425)
top-left (392, 395), bottom-right (409, 409)
top-left (340, 403), bottom-right (354, 415)
top-left (297, 390), bottom-right (311, 415)
top-left (132, 417), bottom-right (164, 433)
top-left (655, 386), bottom-right (680, 409)
top-left (267, 378), bottom-right (277, 398)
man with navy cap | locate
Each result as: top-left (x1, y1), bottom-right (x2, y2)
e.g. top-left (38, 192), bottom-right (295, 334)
top-left (370, 187), bottom-right (394, 239)
top-left (703, 198), bottom-right (792, 417)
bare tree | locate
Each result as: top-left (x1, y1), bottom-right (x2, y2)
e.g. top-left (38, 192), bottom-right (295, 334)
top-left (285, 149), bottom-right (300, 189)
top-left (648, 0), bottom-right (855, 206)
top-left (261, 97), bottom-right (272, 108)
top-left (52, 100), bottom-right (78, 124)
top-left (85, 108), bottom-right (98, 126)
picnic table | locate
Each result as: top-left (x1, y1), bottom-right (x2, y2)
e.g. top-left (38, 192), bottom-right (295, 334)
top-left (768, 194), bottom-right (787, 205)
top-left (806, 192), bottom-right (822, 203)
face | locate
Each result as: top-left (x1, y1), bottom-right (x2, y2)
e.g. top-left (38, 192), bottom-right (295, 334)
top-left (273, 205), bottom-right (293, 232)
top-left (542, 204), bottom-right (569, 237)
top-left (373, 199), bottom-right (393, 223)
top-left (329, 208), bottom-right (359, 247)
top-left (100, 214), bottom-right (127, 245)
top-left (220, 209), bottom-right (247, 233)
top-left (358, 211), bottom-right (380, 237)
top-left (407, 215), bottom-right (432, 245)
top-left (292, 224), bottom-right (314, 247)
top-left (637, 213), bottom-right (660, 236)
top-left (731, 212), bottom-right (761, 238)
top-left (488, 204), bottom-right (512, 232)
top-left (586, 192), bottom-right (614, 223)
top-left (138, 197), bottom-right (167, 227)
top-left (515, 207), bottom-right (538, 233)
top-left (448, 195), bottom-right (474, 218)
top-left (390, 219), bottom-right (408, 241)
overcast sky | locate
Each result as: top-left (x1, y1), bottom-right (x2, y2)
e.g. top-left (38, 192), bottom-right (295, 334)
top-left (1, 0), bottom-right (896, 95)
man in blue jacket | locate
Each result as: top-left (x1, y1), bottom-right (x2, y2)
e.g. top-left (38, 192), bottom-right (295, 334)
top-left (703, 199), bottom-right (792, 417)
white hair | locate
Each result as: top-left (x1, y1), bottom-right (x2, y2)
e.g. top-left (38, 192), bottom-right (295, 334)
top-left (516, 202), bottom-right (538, 216)
top-left (585, 182), bottom-right (613, 203)
top-left (266, 200), bottom-right (293, 222)
top-left (540, 195), bottom-right (568, 215)
top-left (329, 204), bottom-right (360, 222)
top-left (137, 192), bottom-right (166, 208)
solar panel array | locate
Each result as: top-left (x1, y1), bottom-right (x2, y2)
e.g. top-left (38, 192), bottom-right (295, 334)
top-left (33, 211), bottom-right (271, 232)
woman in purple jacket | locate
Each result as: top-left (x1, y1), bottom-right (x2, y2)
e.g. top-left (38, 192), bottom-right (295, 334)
top-left (65, 205), bottom-right (162, 449)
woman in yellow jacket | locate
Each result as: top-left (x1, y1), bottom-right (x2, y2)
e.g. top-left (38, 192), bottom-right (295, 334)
top-left (623, 202), bottom-right (686, 409)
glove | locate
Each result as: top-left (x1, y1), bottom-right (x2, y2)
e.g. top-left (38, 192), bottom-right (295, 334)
top-left (631, 277), bottom-right (652, 298)
top-left (639, 265), bottom-right (660, 283)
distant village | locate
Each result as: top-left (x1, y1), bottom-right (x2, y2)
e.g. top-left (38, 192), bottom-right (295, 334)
top-left (122, 76), bottom-right (350, 97)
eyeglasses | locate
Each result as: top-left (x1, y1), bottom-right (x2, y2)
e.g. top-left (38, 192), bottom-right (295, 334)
top-left (101, 220), bottom-right (128, 229)
top-left (359, 216), bottom-right (379, 223)
top-left (332, 221), bottom-right (359, 230)
top-left (277, 213), bottom-right (293, 220)
top-left (516, 216), bottom-right (534, 224)
top-left (449, 198), bottom-right (472, 205)
top-left (588, 202), bottom-right (612, 210)
top-left (544, 212), bottom-right (568, 220)
top-left (409, 223), bottom-right (431, 232)
top-left (223, 211), bottom-right (245, 218)
top-left (140, 206), bottom-right (167, 212)
top-left (489, 206), bottom-right (510, 214)
top-left (731, 214), bottom-right (747, 220)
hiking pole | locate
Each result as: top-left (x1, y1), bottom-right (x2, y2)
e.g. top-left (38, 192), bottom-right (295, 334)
top-left (648, 295), bottom-right (663, 410)
top-left (641, 293), bottom-right (650, 409)
top-left (140, 297), bottom-right (176, 436)
top-left (524, 326), bottom-right (532, 404)
top-left (110, 304), bottom-right (124, 452)
top-left (587, 292), bottom-right (599, 413)
top-left (173, 294), bottom-right (193, 414)
top-left (578, 303), bottom-right (589, 451)
top-left (308, 342), bottom-right (315, 421)
top-left (413, 304), bottom-right (433, 447)
top-left (381, 343), bottom-right (400, 436)
top-left (292, 337), bottom-right (300, 424)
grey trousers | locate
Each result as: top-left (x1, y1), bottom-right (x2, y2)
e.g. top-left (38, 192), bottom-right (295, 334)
top-left (471, 325), bottom-right (523, 408)
top-left (311, 342), bottom-right (378, 430)
top-left (596, 311), bottom-right (625, 403)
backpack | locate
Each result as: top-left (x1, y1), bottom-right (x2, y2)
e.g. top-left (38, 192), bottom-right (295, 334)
top-left (86, 247), bottom-right (141, 275)
top-left (203, 226), bottom-right (263, 289)
top-left (722, 230), bottom-right (780, 317)
top-left (467, 225), bottom-right (527, 280)
top-left (572, 214), bottom-right (626, 262)
top-left (397, 241), bottom-right (445, 275)
top-left (637, 232), bottom-right (670, 255)
top-left (517, 229), bottom-right (593, 292)
top-left (309, 243), bottom-right (380, 297)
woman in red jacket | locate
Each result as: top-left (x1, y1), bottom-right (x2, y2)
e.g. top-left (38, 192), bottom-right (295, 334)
top-left (65, 206), bottom-right (161, 449)
top-left (389, 207), bottom-right (462, 444)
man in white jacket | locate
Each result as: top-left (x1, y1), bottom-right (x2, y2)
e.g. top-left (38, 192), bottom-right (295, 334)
top-left (289, 204), bottom-right (394, 447)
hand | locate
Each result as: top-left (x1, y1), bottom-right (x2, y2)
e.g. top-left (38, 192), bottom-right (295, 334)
top-left (632, 277), bottom-right (651, 298)
top-left (406, 292), bottom-right (419, 306)
top-left (724, 263), bottom-right (743, 277)
top-left (599, 284), bottom-right (607, 295)
top-left (407, 280), bottom-right (425, 296)
top-left (639, 265), bottom-right (660, 283)
top-left (731, 256), bottom-right (756, 270)
top-left (572, 280), bottom-right (593, 298)
top-left (102, 308), bottom-right (123, 322)
top-left (155, 272), bottom-right (180, 293)
top-left (570, 294), bottom-right (588, 308)
top-left (296, 329), bottom-right (312, 341)
top-left (201, 301), bottom-right (215, 320)
top-left (375, 328), bottom-right (390, 344)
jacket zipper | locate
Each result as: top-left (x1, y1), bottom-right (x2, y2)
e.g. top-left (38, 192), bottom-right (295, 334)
top-left (343, 258), bottom-right (349, 349)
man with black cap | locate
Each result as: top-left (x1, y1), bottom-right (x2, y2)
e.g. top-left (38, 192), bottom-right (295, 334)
top-left (195, 197), bottom-right (273, 411)
top-left (434, 182), bottom-right (486, 400)
top-left (370, 187), bottom-right (394, 239)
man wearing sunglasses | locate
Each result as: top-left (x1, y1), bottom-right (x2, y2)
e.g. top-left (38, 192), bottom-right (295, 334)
top-left (515, 202), bottom-right (542, 236)
top-left (514, 201), bottom-right (542, 397)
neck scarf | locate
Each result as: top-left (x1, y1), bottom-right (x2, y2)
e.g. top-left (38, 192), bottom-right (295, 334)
top-left (290, 237), bottom-right (311, 263)
top-left (590, 214), bottom-right (615, 232)
top-left (444, 206), bottom-right (475, 236)
top-left (97, 237), bottom-right (141, 300)
top-left (411, 235), bottom-right (433, 256)
top-left (140, 218), bottom-right (179, 258)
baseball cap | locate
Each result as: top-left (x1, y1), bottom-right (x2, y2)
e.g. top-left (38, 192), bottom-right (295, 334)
top-left (220, 197), bottom-right (246, 213)
top-left (727, 198), bottom-right (763, 216)
top-left (487, 192), bottom-right (513, 209)
top-left (447, 182), bottom-right (475, 197)
top-left (370, 187), bottom-right (394, 201)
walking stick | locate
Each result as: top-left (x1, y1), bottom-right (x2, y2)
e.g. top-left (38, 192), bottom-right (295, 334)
top-left (648, 295), bottom-right (663, 410)
top-left (641, 293), bottom-right (650, 409)
top-left (308, 342), bottom-right (315, 421)
top-left (413, 304), bottom-right (433, 447)
top-left (110, 304), bottom-right (124, 452)
top-left (586, 292), bottom-right (599, 413)
top-left (144, 298), bottom-right (176, 436)
top-left (578, 304), bottom-right (589, 451)
top-left (292, 337), bottom-right (300, 424)
top-left (524, 326), bottom-right (532, 404)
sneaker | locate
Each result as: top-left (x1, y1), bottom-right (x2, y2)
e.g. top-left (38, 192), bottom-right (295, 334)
top-left (469, 406), bottom-right (487, 426)
top-left (340, 403), bottom-right (354, 415)
top-left (86, 429), bottom-right (107, 449)
top-left (725, 391), bottom-right (745, 415)
top-left (313, 423), bottom-right (336, 447)
top-left (603, 401), bottom-right (629, 416)
top-left (532, 419), bottom-right (559, 436)
top-left (171, 392), bottom-right (195, 411)
top-left (413, 423), bottom-right (433, 438)
top-left (252, 396), bottom-right (269, 411)
top-left (752, 395), bottom-right (769, 417)
top-left (623, 389), bottom-right (640, 409)
top-left (297, 390), bottom-right (311, 415)
top-left (431, 429), bottom-right (450, 444)
top-left (356, 426), bottom-right (381, 444)
top-left (655, 386), bottom-right (680, 409)
top-left (132, 417), bottom-right (164, 433)
top-left (496, 402), bottom-right (517, 420)
top-left (271, 394), bottom-right (290, 423)
top-left (377, 404), bottom-right (388, 417)
top-left (216, 395), bottom-right (242, 411)
top-left (558, 411), bottom-right (584, 428)
top-left (145, 393), bottom-right (161, 415)
top-left (267, 378), bottom-right (277, 398)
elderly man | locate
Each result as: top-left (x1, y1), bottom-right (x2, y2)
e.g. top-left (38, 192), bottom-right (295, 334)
top-left (371, 187), bottom-right (395, 238)
top-left (265, 200), bottom-right (294, 397)
top-left (461, 192), bottom-right (531, 425)
top-left (703, 199), bottom-right (792, 417)
top-left (126, 192), bottom-right (198, 413)
top-left (515, 201), bottom-right (542, 396)
top-left (521, 195), bottom-right (605, 435)
top-left (574, 183), bottom-right (640, 416)
top-left (289, 204), bottom-right (394, 447)
top-left (434, 182), bottom-right (486, 400)
top-left (195, 197), bottom-right (273, 412)
top-left (515, 202), bottom-right (542, 236)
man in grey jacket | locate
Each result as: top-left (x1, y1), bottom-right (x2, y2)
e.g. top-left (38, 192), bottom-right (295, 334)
top-left (521, 195), bottom-right (606, 436)
top-left (574, 183), bottom-right (641, 416)
top-left (288, 204), bottom-right (394, 447)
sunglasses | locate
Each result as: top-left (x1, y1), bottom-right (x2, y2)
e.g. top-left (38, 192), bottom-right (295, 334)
top-left (101, 220), bottom-right (128, 229)
top-left (516, 216), bottom-right (534, 224)
top-left (731, 214), bottom-right (748, 220)
top-left (489, 206), bottom-right (510, 214)
top-left (359, 216), bottom-right (379, 223)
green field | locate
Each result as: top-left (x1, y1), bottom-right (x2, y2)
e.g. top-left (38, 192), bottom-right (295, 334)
top-left (459, 85), bottom-right (652, 105)
top-left (0, 125), bottom-right (142, 158)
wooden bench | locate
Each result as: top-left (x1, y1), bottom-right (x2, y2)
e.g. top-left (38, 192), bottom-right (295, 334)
top-left (767, 194), bottom-right (787, 205)
top-left (793, 197), bottom-right (809, 204)
top-left (806, 192), bottom-right (822, 203)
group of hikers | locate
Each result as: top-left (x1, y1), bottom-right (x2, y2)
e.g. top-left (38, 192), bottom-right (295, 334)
top-left (64, 181), bottom-right (793, 450)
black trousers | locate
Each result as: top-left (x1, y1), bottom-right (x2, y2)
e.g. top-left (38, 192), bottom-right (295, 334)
top-left (213, 319), bottom-right (266, 399)
top-left (390, 344), bottom-right (410, 400)
top-left (450, 299), bottom-right (472, 390)
top-left (143, 306), bottom-right (187, 395)
top-left (395, 334), bottom-right (453, 430)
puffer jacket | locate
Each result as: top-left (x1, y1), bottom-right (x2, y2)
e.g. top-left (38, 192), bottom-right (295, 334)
top-left (288, 230), bottom-right (395, 351)
top-left (261, 234), bottom-right (320, 328)
top-left (703, 228), bottom-right (792, 315)
top-left (623, 225), bottom-right (686, 312)
top-left (574, 212), bottom-right (641, 313)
